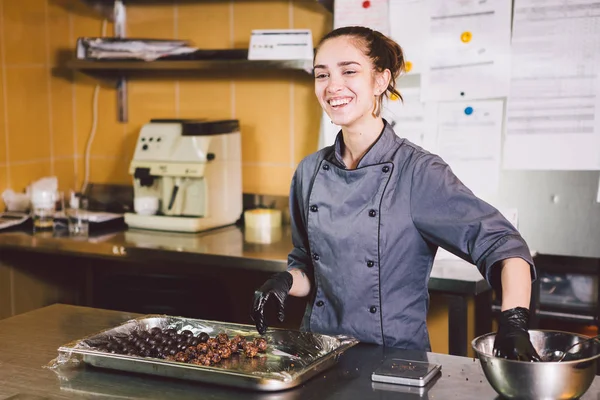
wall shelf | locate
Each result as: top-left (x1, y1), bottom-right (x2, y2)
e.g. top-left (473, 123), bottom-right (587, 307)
top-left (72, 0), bottom-right (324, 122)
top-left (66, 58), bottom-right (313, 77)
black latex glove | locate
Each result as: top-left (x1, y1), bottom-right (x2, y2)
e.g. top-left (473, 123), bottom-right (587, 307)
top-left (493, 307), bottom-right (541, 362)
top-left (252, 271), bottom-right (293, 335)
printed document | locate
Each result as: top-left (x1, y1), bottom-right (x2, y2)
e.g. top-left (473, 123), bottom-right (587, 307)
top-left (503, 0), bottom-right (600, 170)
top-left (421, 0), bottom-right (512, 101)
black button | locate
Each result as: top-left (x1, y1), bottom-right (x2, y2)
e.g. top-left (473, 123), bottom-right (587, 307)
top-left (323, 164), bottom-right (330, 170)
top-left (382, 166), bottom-right (390, 173)
top-left (367, 260), bottom-right (374, 268)
top-left (157, 137), bottom-right (162, 142)
top-left (370, 306), bottom-right (377, 314)
top-left (142, 144), bottom-right (149, 151)
top-left (316, 300), bottom-right (324, 307)
top-left (310, 205), bottom-right (318, 212)
top-left (312, 253), bottom-right (320, 261)
top-left (369, 209), bottom-right (377, 217)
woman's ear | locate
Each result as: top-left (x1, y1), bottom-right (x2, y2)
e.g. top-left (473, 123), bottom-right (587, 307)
top-left (375, 69), bottom-right (391, 95)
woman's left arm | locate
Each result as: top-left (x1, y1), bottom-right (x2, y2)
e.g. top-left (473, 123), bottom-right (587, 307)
top-left (410, 153), bottom-right (540, 361)
top-left (500, 257), bottom-right (533, 311)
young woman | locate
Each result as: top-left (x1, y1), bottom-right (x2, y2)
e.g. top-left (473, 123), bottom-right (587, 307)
top-left (252, 26), bottom-right (540, 361)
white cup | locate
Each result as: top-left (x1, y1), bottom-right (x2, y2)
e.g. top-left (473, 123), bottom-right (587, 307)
top-left (134, 196), bottom-right (160, 215)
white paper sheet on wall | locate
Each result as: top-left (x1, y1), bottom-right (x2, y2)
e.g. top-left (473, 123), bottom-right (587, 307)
top-left (435, 100), bottom-right (504, 198)
top-left (389, 0), bottom-right (429, 75)
top-left (382, 87), bottom-right (431, 149)
top-left (334, 0), bottom-right (391, 34)
top-left (503, 0), bottom-right (600, 170)
top-left (421, 0), bottom-right (512, 102)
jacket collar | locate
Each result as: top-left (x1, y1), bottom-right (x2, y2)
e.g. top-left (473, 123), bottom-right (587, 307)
top-left (331, 119), bottom-right (398, 168)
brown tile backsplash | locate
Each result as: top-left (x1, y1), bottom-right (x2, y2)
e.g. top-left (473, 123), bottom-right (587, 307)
top-left (0, 0), bottom-right (326, 209)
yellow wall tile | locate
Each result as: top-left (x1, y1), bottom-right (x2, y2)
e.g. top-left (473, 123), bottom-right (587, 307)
top-left (291, 0), bottom-right (332, 43)
top-left (0, 67), bottom-right (5, 165)
top-left (243, 164), bottom-right (294, 196)
top-left (0, 166), bottom-right (6, 208)
top-left (176, 2), bottom-right (231, 48)
top-left (2, 0), bottom-right (47, 65)
top-left (9, 160), bottom-right (52, 193)
top-left (178, 78), bottom-right (232, 120)
top-left (232, 1), bottom-right (290, 48)
top-left (73, 76), bottom-right (122, 158)
top-left (126, 80), bottom-right (178, 126)
top-left (127, 3), bottom-right (175, 38)
top-left (46, 0), bottom-right (72, 66)
top-left (235, 77), bottom-right (293, 165)
top-left (293, 76), bottom-right (320, 165)
top-left (71, 5), bottom-right (112, 37)
top-left (77, 157), bottom-right (131, 187)
top-left (53, 157), bottom-right (77, 192)
top-left (5, 67), bottom-right (51, 163)
top-left (50, 75), bottom-right (75, 158)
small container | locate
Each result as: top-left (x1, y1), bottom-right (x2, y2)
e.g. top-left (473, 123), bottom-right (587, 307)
top-left (30, 190), bottom-right (56, 232)
top-left (134, 196), bottom-right (160, 215)
top-left (66, 192), bottom-right (89, 238)
top-left (244, 209), bottom-right (283, 244)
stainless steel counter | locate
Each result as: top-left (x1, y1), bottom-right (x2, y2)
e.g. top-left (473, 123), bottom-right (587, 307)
top-left (4, 304), bottom-right (597, 400)
top-left (0, 225), bottom-right (490, 295)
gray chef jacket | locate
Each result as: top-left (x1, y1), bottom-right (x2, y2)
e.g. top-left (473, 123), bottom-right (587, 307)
top-left (287, 120), bottom-right (535, 350)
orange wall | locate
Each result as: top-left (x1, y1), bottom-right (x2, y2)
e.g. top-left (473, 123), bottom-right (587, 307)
top-left (0, 0), bottom-right (332, 208)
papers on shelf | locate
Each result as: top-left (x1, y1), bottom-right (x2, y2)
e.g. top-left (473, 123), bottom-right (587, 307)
top-left (76, 37), bottom-right (197, 61)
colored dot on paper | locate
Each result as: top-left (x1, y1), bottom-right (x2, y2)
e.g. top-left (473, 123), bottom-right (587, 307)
top-left (460, 31), bottom-right (472, 43)
top-left (464, 106), bottom-right (473, 115)
top-left (362, 1), bottom-right (371, 8)
top-left (405, 61), bottom-right (413, 72)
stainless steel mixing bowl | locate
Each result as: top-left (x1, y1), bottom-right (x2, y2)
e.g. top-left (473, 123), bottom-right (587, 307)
top-left (472, 330), bottom-right (600, 400)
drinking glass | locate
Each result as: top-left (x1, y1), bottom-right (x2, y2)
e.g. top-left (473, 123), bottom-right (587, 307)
top-left (66, 192), bottom-right (89, 237)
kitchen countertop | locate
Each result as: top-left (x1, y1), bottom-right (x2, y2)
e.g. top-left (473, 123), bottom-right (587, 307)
top-left (0, 225), bottom-right (490, 296)
top-left (4, 303), bottom-right (597, 400)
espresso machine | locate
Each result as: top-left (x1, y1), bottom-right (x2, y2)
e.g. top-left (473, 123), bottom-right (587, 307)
top-left (124, 119), bottom-right (242, 233)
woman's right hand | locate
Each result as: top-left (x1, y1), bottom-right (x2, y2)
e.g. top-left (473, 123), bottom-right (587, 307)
top-left (251, 271), bottom-right (294, 334)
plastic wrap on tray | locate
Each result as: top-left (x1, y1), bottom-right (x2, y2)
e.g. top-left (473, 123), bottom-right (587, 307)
top-left (47, 315), bottom-right (359, 391)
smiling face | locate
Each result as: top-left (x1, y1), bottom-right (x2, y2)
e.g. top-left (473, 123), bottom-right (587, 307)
top-left (314, 36), bottom-right (388, 130)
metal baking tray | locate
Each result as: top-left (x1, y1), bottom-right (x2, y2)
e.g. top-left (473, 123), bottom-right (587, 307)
top-left (56, 314), bottom-right (359, 391)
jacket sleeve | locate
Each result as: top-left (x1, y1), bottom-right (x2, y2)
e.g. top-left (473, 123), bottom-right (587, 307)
top-left (409, 153), bottom-right (535, 287)
top-left (287, 167), bottom-right (314, 280)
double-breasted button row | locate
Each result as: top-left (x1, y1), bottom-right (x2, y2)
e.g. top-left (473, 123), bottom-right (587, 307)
top-left (310, 205), bottom-right (318, 212)
top-left (367, 260), bottom-right (375, 268)
top-left (322, 164), bottom-right (330, 171)
top-left (382, 166), bottom-right (390, 173)
top-left (369, 209), bottom-right (377, 217)
top-left (316, 300), bottom-right (325, 307)
top-left (370, 306), bottom-right (378, 313)
top-left (313, 253), bottom-right (320, 261)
